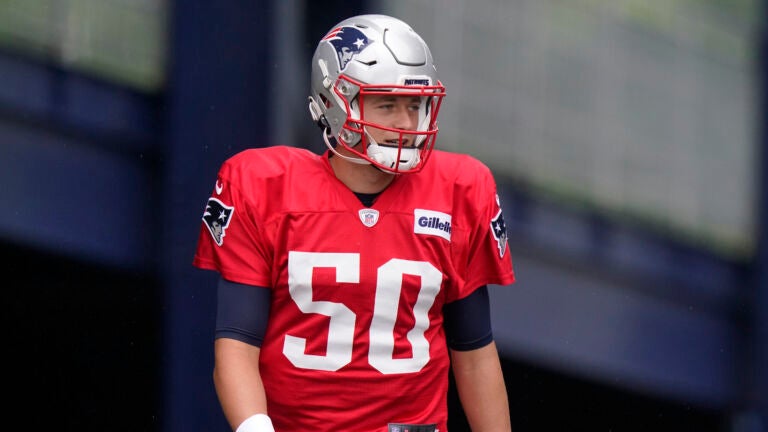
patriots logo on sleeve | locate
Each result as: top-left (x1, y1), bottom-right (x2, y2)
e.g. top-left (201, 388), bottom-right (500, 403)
top-left (490, 195), bottom-right (508, 258)
top-left (202, 197), bottom-right (234, 246)
top-left (322, 26), bottom-right (371, 70)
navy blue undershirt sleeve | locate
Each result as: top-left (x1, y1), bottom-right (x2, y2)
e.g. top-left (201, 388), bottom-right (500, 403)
top-left (215, 277), bottom-right (271, 347)
top-left (443, 285), bottom-right (494, 351)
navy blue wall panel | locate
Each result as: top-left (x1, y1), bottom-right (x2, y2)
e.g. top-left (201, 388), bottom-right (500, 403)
top-left (491, 253), bottom-right (740, 408)
top-left (0, 54), bottom-right (159, 270)
top-left (161, 2), bottom-right (275, 430)
top-left (0, 119), bottom-right (155, 269)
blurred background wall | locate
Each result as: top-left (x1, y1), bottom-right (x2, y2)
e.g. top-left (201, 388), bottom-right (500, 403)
top-left (0, 0), bottom-right (765, 431)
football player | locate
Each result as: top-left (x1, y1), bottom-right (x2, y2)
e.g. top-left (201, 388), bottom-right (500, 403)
top-left (194, 14), bottom-right (515, 432)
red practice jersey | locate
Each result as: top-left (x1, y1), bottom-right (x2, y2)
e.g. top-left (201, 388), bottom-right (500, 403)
top-left (193, 146), bottom-right (515, 431)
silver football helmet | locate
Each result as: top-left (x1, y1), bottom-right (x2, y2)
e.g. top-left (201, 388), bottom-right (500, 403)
top-left (308, 14), bottom-right (446, 173)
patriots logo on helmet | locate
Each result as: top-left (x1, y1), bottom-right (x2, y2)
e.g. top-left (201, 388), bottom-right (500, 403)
top-left (202, 197), bottom-right (234, 246)
top-left (322, 26), bottom-right (371, 70)
top-left (490, 196), bottom-right (508, 258)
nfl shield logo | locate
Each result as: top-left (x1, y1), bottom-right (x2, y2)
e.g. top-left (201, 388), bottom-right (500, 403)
top-left (358, 208), bottom-right (380, 227)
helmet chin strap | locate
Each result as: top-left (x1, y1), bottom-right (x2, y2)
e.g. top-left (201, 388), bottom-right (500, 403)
top-left (322, 129), bottom-right (371, 165)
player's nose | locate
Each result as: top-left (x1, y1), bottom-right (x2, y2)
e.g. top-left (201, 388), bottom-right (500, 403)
top-left (392, 105), bottom-right (416, 130)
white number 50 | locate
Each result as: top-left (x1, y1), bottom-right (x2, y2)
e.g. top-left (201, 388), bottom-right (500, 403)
top-left (284, 251), bottom-right (442, 374)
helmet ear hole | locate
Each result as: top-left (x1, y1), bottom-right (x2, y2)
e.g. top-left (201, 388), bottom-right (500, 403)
top-left (319, 94), bottom-right (332, 109)
top-left (308, 97), bottom-right (330, 130)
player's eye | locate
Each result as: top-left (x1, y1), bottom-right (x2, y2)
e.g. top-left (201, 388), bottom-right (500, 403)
top-left (408, 97), bottom-right (423, 110)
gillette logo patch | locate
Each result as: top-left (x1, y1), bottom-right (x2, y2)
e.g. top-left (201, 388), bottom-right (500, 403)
top-left (414, 209), bottom-right (452, 241)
